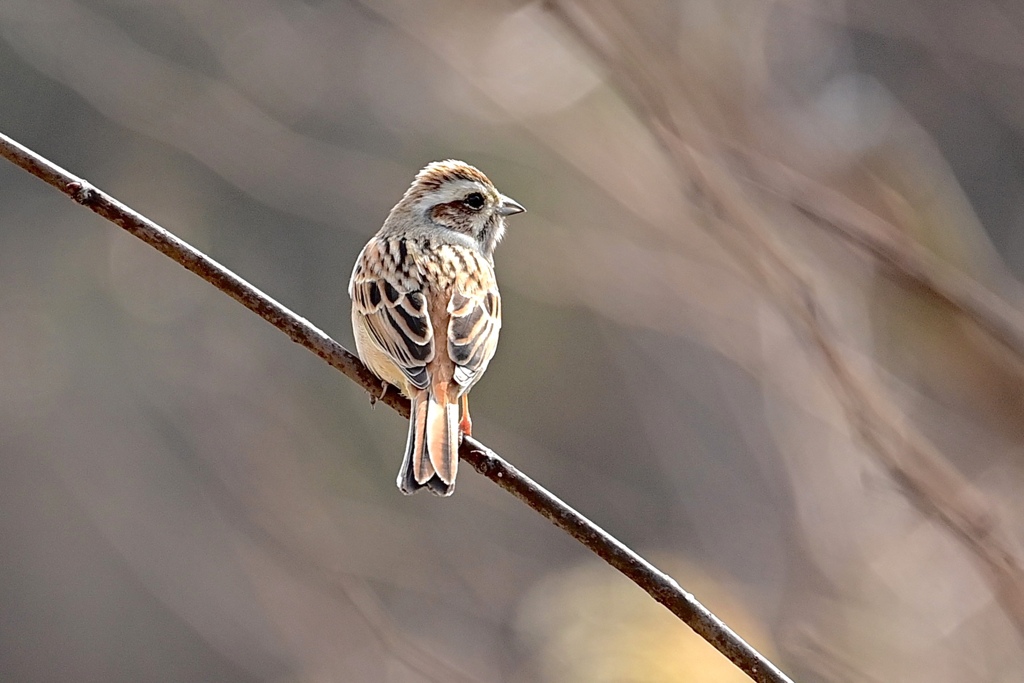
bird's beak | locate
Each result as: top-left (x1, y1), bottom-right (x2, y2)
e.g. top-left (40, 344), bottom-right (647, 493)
top-left (497, 195), bottom-right (526, 216)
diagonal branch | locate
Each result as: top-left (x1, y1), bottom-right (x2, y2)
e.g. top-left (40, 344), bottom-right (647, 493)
top-left (0, 131), bottom-right (794, 683)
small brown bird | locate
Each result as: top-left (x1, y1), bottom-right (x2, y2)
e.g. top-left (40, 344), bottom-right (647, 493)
top-left (349, 160), bottom-right (524, 495)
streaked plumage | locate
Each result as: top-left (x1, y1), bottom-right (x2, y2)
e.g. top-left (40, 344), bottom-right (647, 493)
top-left (349, 160), bottom-right (523, 496)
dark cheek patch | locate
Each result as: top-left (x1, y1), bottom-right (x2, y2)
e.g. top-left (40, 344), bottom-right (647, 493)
top-left (431, 202), bottom-right (475, 234)
top-left (429, 204), bottom-right (451, 223)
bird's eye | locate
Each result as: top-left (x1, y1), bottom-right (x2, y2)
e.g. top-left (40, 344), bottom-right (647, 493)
top-left (463, 192), bottom-right (485, 210)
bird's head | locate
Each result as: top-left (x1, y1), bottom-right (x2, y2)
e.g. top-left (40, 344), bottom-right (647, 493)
top-left (396, 159), bottom-right (525, 256)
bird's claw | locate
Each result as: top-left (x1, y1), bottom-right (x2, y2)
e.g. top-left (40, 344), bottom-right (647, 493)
top-left (369, 382), bottom-right (390, 407)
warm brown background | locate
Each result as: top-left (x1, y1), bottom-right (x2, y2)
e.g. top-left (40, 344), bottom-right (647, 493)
top-left (3, 1), bottom-right (1024, 681)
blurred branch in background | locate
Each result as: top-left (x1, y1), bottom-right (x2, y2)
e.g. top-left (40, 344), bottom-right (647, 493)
top-left (742, 152), bottom-right (1024, 364)
top-left (0, 132), bottom-right (793, 683)
top-left (545, 0), bottom-right (1024, 636)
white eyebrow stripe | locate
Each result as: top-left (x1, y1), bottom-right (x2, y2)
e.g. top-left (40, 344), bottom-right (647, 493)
top-left (420, 179), bottom-right (488, 206)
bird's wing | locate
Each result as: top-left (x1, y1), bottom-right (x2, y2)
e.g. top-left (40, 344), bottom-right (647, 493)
top-left (349, 238), bottom-right (434, 390)
top-left (447, 251), bottom-right (501, 390)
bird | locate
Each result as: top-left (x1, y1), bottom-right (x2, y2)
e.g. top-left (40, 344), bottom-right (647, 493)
top-left (349, 160), bottom-right (525, 496)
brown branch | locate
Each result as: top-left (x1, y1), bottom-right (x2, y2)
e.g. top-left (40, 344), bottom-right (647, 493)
top-left (0, 131), bottom-right (794, 683)
top-left (546, 0), bottom-right (1024, 637)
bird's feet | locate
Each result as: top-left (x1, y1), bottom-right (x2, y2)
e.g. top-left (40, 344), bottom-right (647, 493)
top-left (369, 381), bottom-right (390, 407)
top-left (459, 395), bottom-right (472, 437)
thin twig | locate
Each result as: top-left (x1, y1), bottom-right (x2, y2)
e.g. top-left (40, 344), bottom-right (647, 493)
top-left (460, 439), bottom-right (791, 681)
top-left (0, 130), bottom-right (794, 683)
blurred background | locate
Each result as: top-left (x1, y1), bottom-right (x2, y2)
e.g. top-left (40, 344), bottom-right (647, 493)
top-left (3, 0), bottom-right (1024, 681)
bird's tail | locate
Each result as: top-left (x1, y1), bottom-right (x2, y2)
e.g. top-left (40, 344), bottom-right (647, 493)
top-left (397, 388), bottom-right (458, 496)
